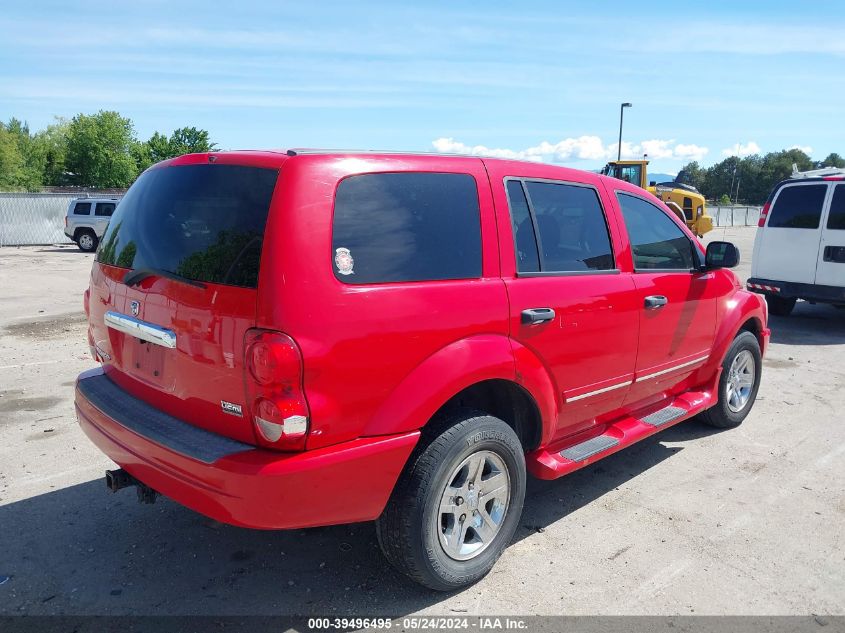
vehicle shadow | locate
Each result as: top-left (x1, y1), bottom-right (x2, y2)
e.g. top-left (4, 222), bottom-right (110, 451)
top-left (34, 246), bottom-right (88, 254)
top-left (0, 420), bottom-right (715, 616)
top-left (768, 302), bottom-right (845, 346)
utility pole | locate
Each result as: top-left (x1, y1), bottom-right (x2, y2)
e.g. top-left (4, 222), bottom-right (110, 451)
top-left (617, 103), bottom-right (632, 161)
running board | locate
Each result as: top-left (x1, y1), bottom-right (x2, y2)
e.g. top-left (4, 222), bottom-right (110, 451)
top-left (560, 435), bottom-right (619, 462)
top-left (526, 389), bottom-right (716, 480)
top-left (641, 405), bottom-right (686, 427)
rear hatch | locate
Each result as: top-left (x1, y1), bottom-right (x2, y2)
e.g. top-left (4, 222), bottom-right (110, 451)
top-left (87, 158), bottom-right (279, 444)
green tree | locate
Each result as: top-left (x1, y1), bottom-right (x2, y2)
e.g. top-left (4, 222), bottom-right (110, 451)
top-left (821, 152), bottom-right (845, 168)
top-left (0, 124), bottom-right (28, 190)
top-left (65, 110), bottom-right (138, 188)
top-left (168, 126), bottom-right (215, 156)
top-left (1, 118), bottom-right (43, 190)
top-left (718, 193), bottom-right (731, 205)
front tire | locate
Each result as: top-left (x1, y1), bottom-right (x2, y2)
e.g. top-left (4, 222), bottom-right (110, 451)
top-left (766, 294), bottom-right (796, 317)
top-left (699, 331), bottom-right (761, 429)
top-left (376, 410), bottom-right (526, 591)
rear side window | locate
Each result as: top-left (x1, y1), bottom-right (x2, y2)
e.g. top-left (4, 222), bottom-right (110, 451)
top-left (73, 202), bottom-right (91, 215)
top-left (617, 193), bottom-right (695, 270)
top-left (827, 185), bottom-right (845, 230)
top-left (97, 164), bottom-right (278, 288)
top-left (507, 180), bottom-right (540, 273)
top-left (331, 172), bottom-right (481, 284)
top-left (508, 180), bottom-right (614, 273)
top-left (768, 185), bottom-right (827, 229)
top-left (95, 202), bottom-right (116, 217)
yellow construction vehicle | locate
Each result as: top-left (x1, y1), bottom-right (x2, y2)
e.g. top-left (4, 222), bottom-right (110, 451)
top-left (601, 160), bottom-right (713, 236)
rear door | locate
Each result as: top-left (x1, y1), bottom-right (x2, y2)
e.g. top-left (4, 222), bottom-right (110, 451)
top-left (489, 166), bottom-right (640, 441)
top-left (612, 191), bottom-right (717, 407)
top-left (88, 160), bottom-right (280, 444)
top-left (756, 183), bottom-right (828, 283)
top-left (815, 183), bottom-right (845, 288)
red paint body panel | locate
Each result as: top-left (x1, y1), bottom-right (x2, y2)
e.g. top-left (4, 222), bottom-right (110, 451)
top-left (75, 150), bottom-right (769, 531)
top-left (76, 369), bottom-right (419, 529)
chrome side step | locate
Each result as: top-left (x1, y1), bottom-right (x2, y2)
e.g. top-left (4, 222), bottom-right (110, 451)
top-left (560, 435), bottom-right (619, 462)
top-left (641, 405), bottom-right (687, 427)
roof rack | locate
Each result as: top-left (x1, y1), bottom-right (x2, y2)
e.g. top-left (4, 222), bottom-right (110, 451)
top-left (790, 163), bottom-right (845, 179)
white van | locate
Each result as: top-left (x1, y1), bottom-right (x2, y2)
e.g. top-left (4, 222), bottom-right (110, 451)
top-left (748, 167), bottom-right (845, 315)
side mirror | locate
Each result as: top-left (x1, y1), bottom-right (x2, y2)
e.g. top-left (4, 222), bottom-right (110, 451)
top-left (705, 241), bottom-right (740, 269)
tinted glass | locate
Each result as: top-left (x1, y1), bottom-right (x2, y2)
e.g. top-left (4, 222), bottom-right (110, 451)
top-left (507, 180), bottom-right (539, 273)
top-left (768, 184), bottom-right (827, 229)
top-left (617, 193), bottom-right (695, 270)
top-left (95, 202), bottom-right (115, 217)
top-left (523, 181), bottom-right (614, 272)
top-left (827, 185), bottom-right (845, 230)
top-left (73, 202), bottom-right (91, 215)
top-left (97, 164), bottom-right (278, 288)
top-left (332, 172), bottom-right (481, 284)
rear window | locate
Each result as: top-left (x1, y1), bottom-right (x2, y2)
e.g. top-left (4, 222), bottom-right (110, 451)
top-left (768, 185), bottom-right (827, 229)
top-left (331, 172), bottom-right (481, 284)
top-left (97, 164), bottom-right (278, 288)
top-left (827, 185), bottom-right (845, 230)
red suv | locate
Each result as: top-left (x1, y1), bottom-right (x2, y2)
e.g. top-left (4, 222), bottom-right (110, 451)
top-left (75, 150), bottom-right (770, 590)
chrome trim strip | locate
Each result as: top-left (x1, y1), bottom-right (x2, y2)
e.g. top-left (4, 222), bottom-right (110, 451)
top-left (104, 311), bottom-right (176, 349)
top-left (635, 355), bottom-right (709, 383)
top-left (567, 380), bottom-right (632, 402)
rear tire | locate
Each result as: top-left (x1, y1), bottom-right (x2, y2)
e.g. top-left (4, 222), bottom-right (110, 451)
top-left (76, 230), bottom-right (98, 253)
top-left (699, 331), bottom-right (761, 429)
top-left (766, 294), bottom-right (795, 317)
top-left (376, 410), bottom-right (526, 591)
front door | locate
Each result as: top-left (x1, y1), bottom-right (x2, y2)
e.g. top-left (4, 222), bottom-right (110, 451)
top-left (499, 176), bottom-right (640, 441)
top-left (815, 183), bottom-right (845, 288)
top-left (612, 191), bottom-right (718, 408)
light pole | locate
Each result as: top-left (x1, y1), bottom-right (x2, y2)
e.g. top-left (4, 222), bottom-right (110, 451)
top-left (617, 102), bottom-right (632, 161)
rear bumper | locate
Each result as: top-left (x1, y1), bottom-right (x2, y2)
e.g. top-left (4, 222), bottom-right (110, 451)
top-left (74, 367), bottom-right (419, 529)
top-left (747, 277), bottom-right (845, 305)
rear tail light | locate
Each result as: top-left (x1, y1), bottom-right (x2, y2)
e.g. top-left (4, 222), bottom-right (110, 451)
top-left (244, 329), bottom-right (309, 451)
top-left (64, 216), bottom-right (68, 228)
top-left (758, 202), bottom-right (771, 227)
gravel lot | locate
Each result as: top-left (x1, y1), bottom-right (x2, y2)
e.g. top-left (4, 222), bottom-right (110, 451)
top-left (0, 228), bottom-right (843, 616)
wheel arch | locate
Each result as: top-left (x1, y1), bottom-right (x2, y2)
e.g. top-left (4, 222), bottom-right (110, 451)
top-left (361, 334), bottom-right (556, 450)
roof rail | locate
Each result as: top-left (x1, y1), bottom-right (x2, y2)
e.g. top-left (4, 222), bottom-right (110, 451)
top-left (791, 163), bottom-right (845, 179)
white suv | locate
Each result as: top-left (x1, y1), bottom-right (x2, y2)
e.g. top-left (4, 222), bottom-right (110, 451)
top-left (64, 197), bottom-right (120, 252)
top-left (748, 167), bottom-right (845, 315)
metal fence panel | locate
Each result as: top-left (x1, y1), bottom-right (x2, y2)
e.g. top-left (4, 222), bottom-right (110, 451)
top-left (709, 205), bottom-right (762, 227)
top-left (0, 193), bottom-right (79, 246)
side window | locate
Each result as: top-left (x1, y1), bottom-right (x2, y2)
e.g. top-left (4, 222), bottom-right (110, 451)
top-left (506, 180), bottom-right (614, 273)
top-left (768, 185), bottom-right (827, 229)
top-left (73, 202), bottom-right (91, 215)
top-left (506, 180), bottom-right (539, 273)
top-left (617, 193), bottom-right (695, 271)
top-left (827, 185), bottom-right (845, 230)
top-left (95, 202), bottom-right (116, 217)
top-left (332, 172), bottom-right (481, 284)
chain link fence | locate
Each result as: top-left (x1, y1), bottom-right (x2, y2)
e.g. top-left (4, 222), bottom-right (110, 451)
top-left (709, 205), bottom-right (762, 227)
top-left (0, 192), bottom-right (124, 246)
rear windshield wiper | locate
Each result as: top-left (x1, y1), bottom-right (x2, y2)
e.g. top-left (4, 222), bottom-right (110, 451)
top-left (123, 267), bottom-right (207, 289)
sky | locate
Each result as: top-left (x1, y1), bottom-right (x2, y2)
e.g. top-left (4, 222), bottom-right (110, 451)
top-left (1, 1), bottom-right (843, 174)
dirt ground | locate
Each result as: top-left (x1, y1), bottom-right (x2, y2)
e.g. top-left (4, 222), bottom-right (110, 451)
top-left (0, 228), bottom-right (843, 616)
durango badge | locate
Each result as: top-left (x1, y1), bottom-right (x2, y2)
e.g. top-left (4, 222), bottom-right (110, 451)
top-left (334, 247), bottom-right (354, 275)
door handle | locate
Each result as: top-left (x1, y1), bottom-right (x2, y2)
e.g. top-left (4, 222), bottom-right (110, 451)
top-left (521, 307), bottom-right (556, 324)
top-left (644, 295), bottom-right (668, 309)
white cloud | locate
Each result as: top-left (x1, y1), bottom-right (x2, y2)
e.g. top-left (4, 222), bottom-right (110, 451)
top-left (433, 137), bottom-right (708, 163)
top-left (789, 144), bottom-right (814, 155)
top-left (721, 141), bottom-right (761, 158)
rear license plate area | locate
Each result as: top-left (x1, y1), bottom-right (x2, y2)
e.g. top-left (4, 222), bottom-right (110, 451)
top-left (129, 339), bottom-right (173, 390)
